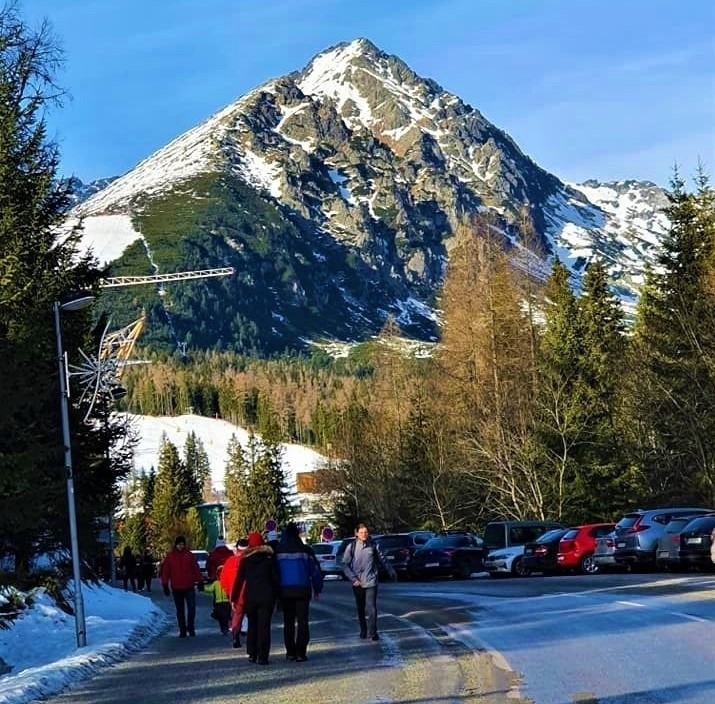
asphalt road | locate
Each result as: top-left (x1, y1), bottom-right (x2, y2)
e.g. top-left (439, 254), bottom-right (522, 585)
top-left (40, 572), bottom-right (715, 704)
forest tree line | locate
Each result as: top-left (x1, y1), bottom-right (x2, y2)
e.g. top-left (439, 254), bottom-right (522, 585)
top-left (121, 174), bottom-right (715, 538)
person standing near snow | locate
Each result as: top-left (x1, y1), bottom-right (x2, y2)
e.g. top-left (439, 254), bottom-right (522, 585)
top-left (160, 536), bottom-right (205, 638)
top-left (119, 546), bottom-right (137, 592)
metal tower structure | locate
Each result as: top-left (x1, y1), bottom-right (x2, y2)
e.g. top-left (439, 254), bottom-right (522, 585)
top-left (71, 266), bottom-right (233, 419)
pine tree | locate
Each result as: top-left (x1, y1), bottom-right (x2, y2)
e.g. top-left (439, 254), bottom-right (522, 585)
top-left (575, 259), bottom-right (633, 518)
top-left (224, 435), bottom-right (252, 539)
top-left (0, 5), bottom-right (102, 576)
top-left (630, 172), bottom-right (715, 505)
top-left (183, 431), bottom-right (210, 506)
top-left (151, 435), bottom-right (192, 552)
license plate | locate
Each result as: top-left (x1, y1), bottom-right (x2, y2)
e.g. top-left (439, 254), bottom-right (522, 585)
top-left (687, 537), bottom-right (702, 544)
top-left (616, 541), bottom-right (626, 548)
top-left (525, 549), bottom-right (533, 554)
top-left (425, 562), bottom-right (439, 568)
top-left (658, 550), bottom-right (669, 558)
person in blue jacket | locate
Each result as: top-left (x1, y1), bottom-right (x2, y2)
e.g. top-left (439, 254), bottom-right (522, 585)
top-left (276, 522), bottom-right (323, 662)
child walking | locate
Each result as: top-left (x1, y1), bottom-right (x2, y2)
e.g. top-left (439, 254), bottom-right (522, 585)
top-left (204, 564), bottom-right (232, 635)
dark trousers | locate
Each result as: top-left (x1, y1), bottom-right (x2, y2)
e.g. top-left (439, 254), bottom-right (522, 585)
top-left (352, 585), bottom-right (378, 637)
top-left (282, 597), bottom-right (310, 657)
top-left (123, 574), bottom-right (136, 592)
top-left (213, 601), bottom-right (231, 633)
top-left (172, 588), bottom-right (197, 635)
top-left (245, 600), bottom-right (274, 662)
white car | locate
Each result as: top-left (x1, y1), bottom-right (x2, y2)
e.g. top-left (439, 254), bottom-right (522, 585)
top-left (190, 550), bottom-right (209, 580)
top-left (483, 545), bottom-right (529, 577)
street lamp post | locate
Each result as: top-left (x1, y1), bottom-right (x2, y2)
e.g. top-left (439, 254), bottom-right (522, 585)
top-left (54, 295), bottom-right (95, 648)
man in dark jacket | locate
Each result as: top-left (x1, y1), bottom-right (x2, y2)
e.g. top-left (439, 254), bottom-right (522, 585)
top-left (231, 532), bottom-right (279, 664)
top-left (342, 523), bottom-right (395, 641)
top-left (160, 536), bottom-right (205, 637)
top-left (276, 522), bottom-right (323, 661)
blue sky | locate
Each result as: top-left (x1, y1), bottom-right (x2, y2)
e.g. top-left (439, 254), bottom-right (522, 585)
top-left (25, 0), bottom-right (715, 187)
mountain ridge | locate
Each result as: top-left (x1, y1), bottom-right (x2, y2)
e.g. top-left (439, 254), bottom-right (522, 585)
top-left (70, 38), bottom-right (669, 354)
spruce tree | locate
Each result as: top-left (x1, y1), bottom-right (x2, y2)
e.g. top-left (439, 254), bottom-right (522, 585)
top-left (151, 436), bottom-right (191, 552)
top-left (534, 259), bottom-right (587, 521)
top-left (630, 173), bottom-right (715, 505)
top-left (0, 5), bottom-right (101, 575)
top-left (224, 435), bottom-right (252, 539)
top-left (183, 431), bottom-right (210, 506)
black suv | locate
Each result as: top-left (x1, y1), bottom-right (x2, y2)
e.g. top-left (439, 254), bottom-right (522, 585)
top-left (410, 531), bottom-right (484, 580)
top-left (373, 531), bottom-right (436, 579)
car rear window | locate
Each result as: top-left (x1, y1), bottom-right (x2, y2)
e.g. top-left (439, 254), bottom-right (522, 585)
top-left (312, 544), bottom-right (335, 555)
top-left (424, 536), bottom-right (463, 548)
top-left (664, 518), bottom-right (694, 533)
top-left (536, 529), bottom-right (567, 543)
top-left (376, 535), bottom-right (409, 549)
top-left (683, 516), bottom-right (715, 533)
top-left (615, 513), bottom-right (642, 531)
top-left (562, 529), bottom-right (579, 540)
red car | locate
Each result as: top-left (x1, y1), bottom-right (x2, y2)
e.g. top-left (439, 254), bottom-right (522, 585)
top-left (557, 523), bottom-right (616, 574)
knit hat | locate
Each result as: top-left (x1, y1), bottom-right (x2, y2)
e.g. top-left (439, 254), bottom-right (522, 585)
top-left (247, 531), bottom-right (264, 548)
top-left (236, 538), bottom-right (249, 550)
top-left (215, 538), bottom-right (226, 548)
top-left (174, 535), bottom-right (186, 546)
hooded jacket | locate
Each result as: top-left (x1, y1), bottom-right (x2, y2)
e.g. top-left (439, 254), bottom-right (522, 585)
top-left (231, 545), bottom-right (279, 606)
top-left (206, 542), bottom-right (233, 581)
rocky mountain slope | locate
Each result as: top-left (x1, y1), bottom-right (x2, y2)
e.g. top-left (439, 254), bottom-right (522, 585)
top-left (70, 38), bottom-right (670, 355)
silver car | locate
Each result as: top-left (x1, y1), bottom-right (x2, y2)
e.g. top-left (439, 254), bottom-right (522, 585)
top-left (612, 508), bottom-right (713, 568)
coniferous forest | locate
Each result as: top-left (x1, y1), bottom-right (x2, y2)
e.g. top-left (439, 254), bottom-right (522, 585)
top-left (1, 4), bottom-right (714, 595)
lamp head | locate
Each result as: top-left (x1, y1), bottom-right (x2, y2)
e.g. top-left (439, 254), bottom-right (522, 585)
top-left (59, 293), bottom-right (96, 312)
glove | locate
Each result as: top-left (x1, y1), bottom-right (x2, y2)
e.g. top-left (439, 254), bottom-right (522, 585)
top-left (196, 581), bottom-right (205, 592)
top-left (163, 584), bottom-right (171, 597)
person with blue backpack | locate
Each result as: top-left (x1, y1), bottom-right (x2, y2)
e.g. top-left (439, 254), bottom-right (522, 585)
top-left (276, 522), bottom-right (324, 662)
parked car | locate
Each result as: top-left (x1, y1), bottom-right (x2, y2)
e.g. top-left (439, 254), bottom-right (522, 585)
top-left (482, 520), bottom-right (564, 578)
top-left (655, 516), bottom-right (703, 571)
top-left (483, 520), bottom-right (565, 553)
top-left (373, 531), bottom-right (436, 579)
top-left (190, 550), bottom-right (209, 581)
top-left (522, 529), bottom-right (570, 575)
top-left (409, 533), bottom-right (484, 580)
top-left (613, 508), bottom-right (713, 568)
top-left (557, 523), bottom-right (616, 574)
top-left (678, 514), bottom-right (715, 571)
top-left (311, 540), bottom-right (344, 578)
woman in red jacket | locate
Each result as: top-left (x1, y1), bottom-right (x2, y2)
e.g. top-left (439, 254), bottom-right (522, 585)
top-left (160, 536), bottom-right (204, 637)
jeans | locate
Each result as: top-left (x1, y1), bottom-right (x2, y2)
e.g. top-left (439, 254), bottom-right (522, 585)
top-left (352, 585), bottom-right (378, 637)
top-left (172, 588), bottom-right (196, 635)
top-left (282, 597), bottom-right (310, 657)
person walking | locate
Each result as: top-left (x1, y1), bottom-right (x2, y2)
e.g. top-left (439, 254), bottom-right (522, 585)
top-left (119, 546), bottom-right (137, 592)
top-left (206, 537), bottom-right (233, 582)
top-left (231, 532), bottom-right (279, 665)
top-left (160, 536), bottom-right (205, 638)
top-left (276, 522), bottom-right (324, 662)
top-left (140, 548), bottom-right (155, 592)
top-left (342, 523), bottom-right (395, 641)
top-left (220, 538), bottom-right (248, 648)
top-left (204, 564), bottom-right (232, 635)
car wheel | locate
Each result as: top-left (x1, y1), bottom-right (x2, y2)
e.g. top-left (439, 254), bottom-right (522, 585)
top-left (579, 553), bottom-right (599, 575)
top-left (512, 557), bottom-right (530, 577)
